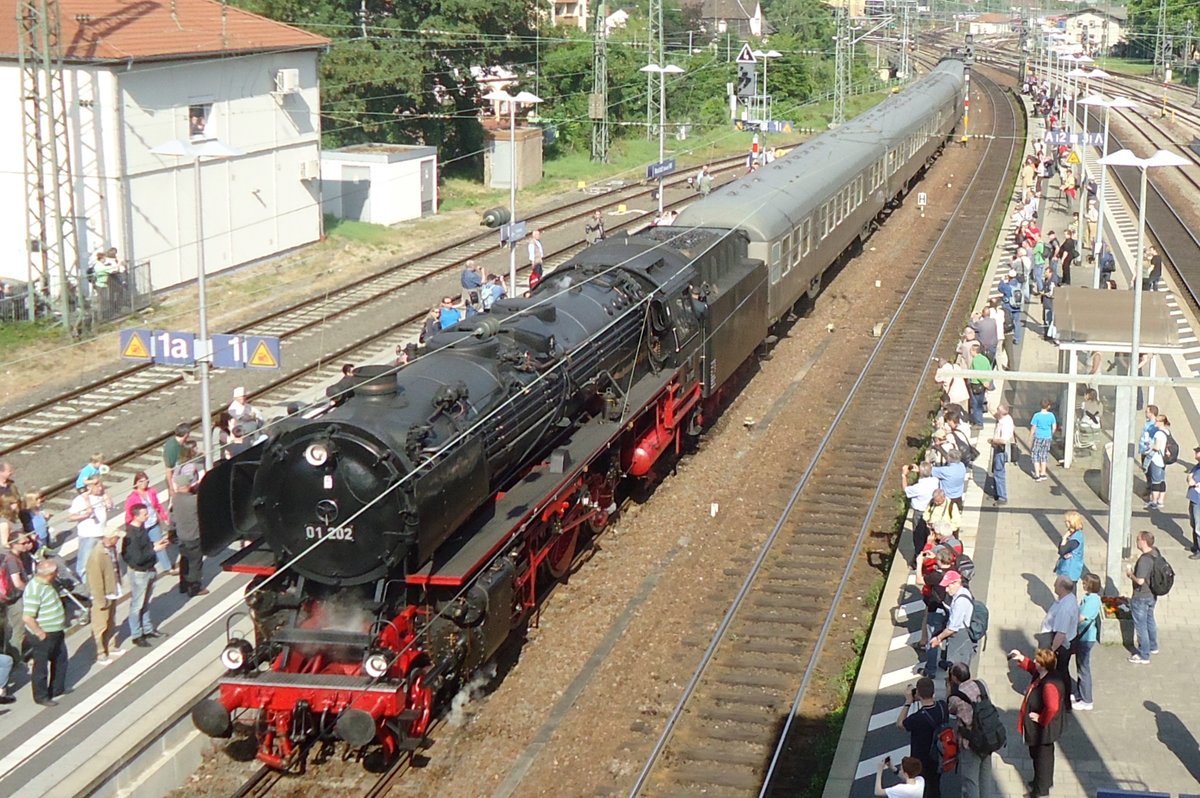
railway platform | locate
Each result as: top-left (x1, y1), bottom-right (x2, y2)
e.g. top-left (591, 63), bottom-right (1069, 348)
top-left (825, 95), bottom-right (1200, 796)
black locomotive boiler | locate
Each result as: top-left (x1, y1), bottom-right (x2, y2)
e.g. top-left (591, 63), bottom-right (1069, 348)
top-left (192, 60), bottom-right (965, 770)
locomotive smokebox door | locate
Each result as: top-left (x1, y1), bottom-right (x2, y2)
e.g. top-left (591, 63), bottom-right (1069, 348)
top-left (258, 425), bottom-right (408, 585)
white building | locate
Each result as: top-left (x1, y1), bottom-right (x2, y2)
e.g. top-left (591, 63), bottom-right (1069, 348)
top-left (1058, 7), bottom-right (1127, 55)
top-left (968, 13), bottom-right (1013, 37)
top-left (0, 0), bottom-right (329, 293)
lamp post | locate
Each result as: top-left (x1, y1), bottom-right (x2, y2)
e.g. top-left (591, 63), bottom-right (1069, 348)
top-left (752, 49), bottom-right (782, 124)
top-left (1096, 147), bottom-right (1187, 590)
top-left (1080, 94), bottom-right (1137, 284)
top-left (151, 138), bottom-right (242, 469)
top-left (639, 63), bottom-right (685, 215)
top-left (484, 89), bottom-right (543, 289)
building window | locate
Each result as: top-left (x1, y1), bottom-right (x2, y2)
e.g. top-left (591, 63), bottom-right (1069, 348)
top-left (189, 104), bottom-right (212, 139)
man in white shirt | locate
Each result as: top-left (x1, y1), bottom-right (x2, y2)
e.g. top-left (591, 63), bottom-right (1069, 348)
top-left (988, 405), bottom-right (1015, 505)
top-left (69, 478), bottom-right (112, 588)
top-left (527, 230), bottom-right (544, 288)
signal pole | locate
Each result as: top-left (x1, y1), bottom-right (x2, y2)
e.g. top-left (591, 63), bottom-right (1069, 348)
top-left (646, 0), bottom-right (662, 140)
top-left (590, 1), bottom-right (609, 161)
top-left (833, 7), bottom-right (848, 126)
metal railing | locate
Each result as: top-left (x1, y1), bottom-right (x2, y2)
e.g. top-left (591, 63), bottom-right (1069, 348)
top-left (0, 260), bottom-right (153, 328)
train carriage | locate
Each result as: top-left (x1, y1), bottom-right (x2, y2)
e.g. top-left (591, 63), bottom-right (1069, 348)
top-left (676, 59), bottom-right (964, 323)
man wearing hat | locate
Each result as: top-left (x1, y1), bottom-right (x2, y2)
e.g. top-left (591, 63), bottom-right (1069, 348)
top-left (86, 525), bottom-right (126, 662)
top-left (929, 570), bottom-right (976, 670)
top-left (997, 267), bottom-right (1024, 347)
top-left (173, 468), bottom-right (208, 599)
top-left (122, 504), bottom-right (168, 647)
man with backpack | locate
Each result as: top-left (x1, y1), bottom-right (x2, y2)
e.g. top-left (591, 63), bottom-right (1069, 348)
top-left (1127, 530), bottom-right (1172, 664)
top-left (947, 663), bottom-right (1006, 798)
top-left (930, 571), bottom-right (980, 670)
top-left (998, 269), bottom-right (1024, 346)
top-left (896, 676), bottom-right (947, 798)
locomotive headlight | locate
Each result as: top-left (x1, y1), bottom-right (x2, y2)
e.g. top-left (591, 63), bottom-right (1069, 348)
top-left (304, 443), bottom-right (329, 467)
top-left (363, 648), bottom-right (391, 679)
top-left (220, 639), bottom-right (254, 672)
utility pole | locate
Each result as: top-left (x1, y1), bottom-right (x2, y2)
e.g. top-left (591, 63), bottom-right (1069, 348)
top-left (833, 7), bottom-right (848, 126)
top-left (18, 0), bottom-right (78, 331)
top-left (590, 1), bottom-right (609, 162)
top-left (1153, 0), bottom-right (1168, 78)
top-left (646, 0), bottom-right (662, 140)
top-left (899, 1), bottom-right (912, 81)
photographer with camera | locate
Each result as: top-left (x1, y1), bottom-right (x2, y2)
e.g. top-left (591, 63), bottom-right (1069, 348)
top-left (896, 676), bottom-right (947, 797)
top-left (874, 755), bottom-right (925, 797)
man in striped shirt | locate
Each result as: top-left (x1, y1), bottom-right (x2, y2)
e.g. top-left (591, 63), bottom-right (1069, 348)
top-left (22, 559), bottom-right (69, 706)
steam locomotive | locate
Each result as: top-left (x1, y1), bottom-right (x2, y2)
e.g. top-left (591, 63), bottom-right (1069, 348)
top-left (192, 59), bottom-right (966, 770)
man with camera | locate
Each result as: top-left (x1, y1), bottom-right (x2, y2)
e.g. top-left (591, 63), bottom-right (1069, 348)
top-left (896, 676), bottom-right (946, 797)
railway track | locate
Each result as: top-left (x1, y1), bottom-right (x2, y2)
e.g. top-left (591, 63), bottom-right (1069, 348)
top-left (0, 152), bottom-right (757, 463)
top-left (627, 69), bottom-right (1020, 798)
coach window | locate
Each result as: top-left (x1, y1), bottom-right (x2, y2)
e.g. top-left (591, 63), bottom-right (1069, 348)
top-left (820, 202), bottom-right (830, 239)
top-left (801, 217), bottom-right (812, 256)
top-left (835, 191), bottom-right (844, 225)
top-left (189, 103), bottom-right (212, 139)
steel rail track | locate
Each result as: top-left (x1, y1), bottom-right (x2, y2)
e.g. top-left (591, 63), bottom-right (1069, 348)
top-left (0, 153), bottom-right (758, 460)
top-left (628, 71), bottom-right (1019, 798)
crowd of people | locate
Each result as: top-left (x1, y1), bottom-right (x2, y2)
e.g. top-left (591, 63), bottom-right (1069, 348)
top-left (0, 388), bottom-right (265, 708)
top-left (880, 74), bottom-right (1182, 798)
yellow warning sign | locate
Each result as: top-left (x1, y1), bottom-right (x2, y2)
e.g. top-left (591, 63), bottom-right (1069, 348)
top-left (122, 331), bottom-right (151, 359)
top-left (249, 340), bottom-right (278, 368)
top-left (1067, 151), bottom-right (1081, 165)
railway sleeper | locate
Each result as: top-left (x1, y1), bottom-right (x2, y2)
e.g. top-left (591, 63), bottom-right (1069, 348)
top-left (669, 743), bottom-right (769, 768)
top-left (658, 763), bottom-right (766, 791)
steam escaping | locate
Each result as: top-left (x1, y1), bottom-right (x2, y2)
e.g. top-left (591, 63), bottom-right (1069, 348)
top-left (446, 663), bottom-right (497, 727)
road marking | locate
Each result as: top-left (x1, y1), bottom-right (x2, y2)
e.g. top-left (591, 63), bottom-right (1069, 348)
top-left (890, 630), bottom-right (921, 651)
top-left (869, 704), bottom-right (905, 731)
top-left (856, 745), bottom-right (910, 780)
top-left (879, 665), bottom-right (919, 689)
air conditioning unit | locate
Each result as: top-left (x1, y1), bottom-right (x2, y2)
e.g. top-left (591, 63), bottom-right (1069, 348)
top-left (299, 159), bottom-right (320, 181)
top-left (274, 68), bottom-right (300, 95)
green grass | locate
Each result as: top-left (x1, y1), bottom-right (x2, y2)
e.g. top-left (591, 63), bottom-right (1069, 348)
top-left (323, 215), bottom-right (406, 246)
top-left (0, 318), bottom-right (64, 355)
top-left (1092, 57), bottom-right (1157, 77)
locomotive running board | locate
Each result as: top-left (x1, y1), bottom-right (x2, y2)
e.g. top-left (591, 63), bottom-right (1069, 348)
top-left (220, 539), bottom-right (276, 576)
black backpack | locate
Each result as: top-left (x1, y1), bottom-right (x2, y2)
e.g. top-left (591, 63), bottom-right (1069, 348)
top-left (1149, 552), bottom-right (1175, 597)
top-left (953, 592), bottom-right (990, 644)
top-left (954, 683), bottom-right (1007, 756)
top-left (1163, 433), bottom-right (1179, 466)
top-left (953, 430), bottom-right (980, 465)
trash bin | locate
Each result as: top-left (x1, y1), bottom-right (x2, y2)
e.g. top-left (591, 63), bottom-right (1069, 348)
top-left (1100, 442), bottom-right (1112, 503)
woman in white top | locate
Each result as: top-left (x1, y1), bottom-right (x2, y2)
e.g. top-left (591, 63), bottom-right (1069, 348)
top-left (875, 756), bottom-right (925, 798)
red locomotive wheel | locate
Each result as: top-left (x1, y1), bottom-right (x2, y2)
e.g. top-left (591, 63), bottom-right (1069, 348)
top-left (543, 526), bottom-right (580, 580)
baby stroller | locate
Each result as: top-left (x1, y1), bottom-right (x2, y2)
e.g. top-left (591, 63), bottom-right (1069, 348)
top-left (36, 546), bottom-right (92, 626)
top-left (1075, 390), bottom-right (1103, 452)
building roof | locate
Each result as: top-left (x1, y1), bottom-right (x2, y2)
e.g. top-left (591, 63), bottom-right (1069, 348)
top-left (1063, 6), bottom-right (1128, 23)
top-left (684, 0), bottom-right (759, 22)
top-left (972, 13), bottom-right (1013, 25)
top-left (0, 0), bottom-right (329, 63)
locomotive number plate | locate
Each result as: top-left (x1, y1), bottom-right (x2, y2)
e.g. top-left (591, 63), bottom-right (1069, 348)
top-left (304, 525), bottom-right (355, 541)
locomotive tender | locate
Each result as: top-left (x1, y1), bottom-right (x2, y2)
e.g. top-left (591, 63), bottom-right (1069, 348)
top-left (192, 59), bottom-right (965, 769)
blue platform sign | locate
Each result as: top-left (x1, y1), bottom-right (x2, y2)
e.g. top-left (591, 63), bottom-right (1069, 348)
top-left (150, 330), bottom-right (196, 367)
top-left (500, 220), bottom-right (527, 245)
top-left (211, 333), bottom-right (281, 370)
top-left (119, 328), bottom-right (153, 361)
top-left (646, 158), bottom-right (677, 180)
top-left (1043, 130), bottom-right (1103, 146)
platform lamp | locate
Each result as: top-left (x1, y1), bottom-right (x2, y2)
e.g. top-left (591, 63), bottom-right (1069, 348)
top-left (751, 49), bottom-right (782, 124)
top-left (483, 89), bottom-right (543, 290)
top-left (1079, 94), bottom-right (1137, 285)
top-left (1069, 55), bottom-right (1094, 122)
top-left (151, 137), bottom-right (243, 470)
top-left (639, 63), bottom-right (685, 216)
top-left (1096, 147), bottom-right (1189, 590)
